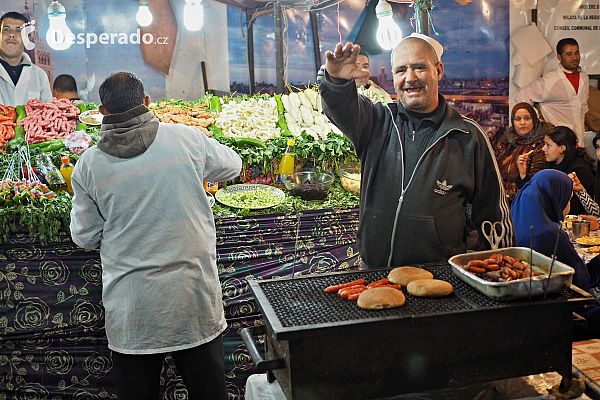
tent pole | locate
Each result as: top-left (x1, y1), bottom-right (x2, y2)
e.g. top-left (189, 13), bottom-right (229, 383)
top-left (310, 11), bottom-right (322, 71)
top-left (274, 1), bottom-right (285, 93)
top-left (246, 9), bottom-right (256, 94)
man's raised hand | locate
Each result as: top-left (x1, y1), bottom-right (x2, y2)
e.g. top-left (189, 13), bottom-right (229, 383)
top-left (324, 42), bottom-right (370, 82)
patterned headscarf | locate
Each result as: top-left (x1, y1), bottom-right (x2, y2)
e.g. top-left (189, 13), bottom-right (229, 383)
top-left (505, 102), bottom-right (547, 146)
top-left (511, 102), bottom-right (539, 127)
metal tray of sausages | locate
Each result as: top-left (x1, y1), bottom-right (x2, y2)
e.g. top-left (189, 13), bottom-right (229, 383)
top-left (448, 247), bottom-right (574, 301)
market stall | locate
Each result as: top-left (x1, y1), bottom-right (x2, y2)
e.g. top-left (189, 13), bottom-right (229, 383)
top-left (0, 92), bottom-right (362, 399)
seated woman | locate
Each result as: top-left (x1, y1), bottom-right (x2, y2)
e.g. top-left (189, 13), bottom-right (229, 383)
top-left (566, 133), bottom-right (600, 221)
top-left (511, 169), bottom-right (594, 292)
top-left (514, 170), bottom-right (600, 339)
top-left (519, 126), bottom-right (596, 215)
top-left (570, 172), bottom-right (600, 219)
top-left (491, 102), bottom-right (548, 202)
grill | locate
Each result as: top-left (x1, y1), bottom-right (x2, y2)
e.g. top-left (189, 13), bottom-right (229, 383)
top-left (242, 263), bottom-right (595, 400)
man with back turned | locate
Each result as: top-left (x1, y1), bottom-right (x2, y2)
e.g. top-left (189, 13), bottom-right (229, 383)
top-left (70, 71), bottom-right (241, 399)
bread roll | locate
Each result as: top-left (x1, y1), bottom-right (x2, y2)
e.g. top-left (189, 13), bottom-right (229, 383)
top-left (406, 279), bottom-right (453, 297)
top-left (357, 287), bottom-right (406, 310)
top-left (388, 266), bottom-right (434, 286)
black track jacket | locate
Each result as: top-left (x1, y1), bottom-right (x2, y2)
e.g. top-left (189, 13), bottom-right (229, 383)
top-left (318, 66), bottom-right (515, 269)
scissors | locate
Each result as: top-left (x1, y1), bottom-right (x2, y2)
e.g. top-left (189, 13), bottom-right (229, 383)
top-left (481, 221), bottom-right (506, 250)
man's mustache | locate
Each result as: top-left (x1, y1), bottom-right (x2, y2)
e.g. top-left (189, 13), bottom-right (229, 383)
top-left (402, 84), bottom-right (423, 90)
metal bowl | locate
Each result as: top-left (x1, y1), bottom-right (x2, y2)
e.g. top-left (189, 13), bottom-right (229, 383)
top-left (448, 247), bottom-right (574, 301)
top-left (282, 169), bottom-right (334, 200)
top-left (338, 162), bottom-right (361, 195)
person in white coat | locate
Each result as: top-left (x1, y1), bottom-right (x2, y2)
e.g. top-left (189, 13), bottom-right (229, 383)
top-left (0, 12), bottom-right (51, 107)
top-left (70, 71), bottom-right (242, 400)
top-left (515, 38), bottom-right (589, 147)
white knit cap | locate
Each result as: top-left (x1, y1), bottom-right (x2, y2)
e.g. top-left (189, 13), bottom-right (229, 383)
top-left (404, 32), bottom-right (443, 61)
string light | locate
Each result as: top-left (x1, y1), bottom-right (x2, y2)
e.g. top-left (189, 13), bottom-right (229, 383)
top-left (375, 0), bottom-right (402, 50)
top-left (136, 0), bottom-right (153, 27)
top-left (46, 0), bottom-right (73, 51)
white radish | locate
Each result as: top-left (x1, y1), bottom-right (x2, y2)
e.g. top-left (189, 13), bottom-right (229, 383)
top-left (304, 88), bottom-right (319, 110)
top-left (288, 92), bottom-right (301, 109)
top-left (300, 105), bottom-right (314, 126)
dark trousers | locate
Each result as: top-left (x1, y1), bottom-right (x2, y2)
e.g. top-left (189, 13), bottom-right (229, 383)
top-left (112, 334), bottom-right (227, 400)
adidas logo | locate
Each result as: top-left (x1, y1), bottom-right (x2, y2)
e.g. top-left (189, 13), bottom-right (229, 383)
top-left (434, 180), bottom-right (453, 195)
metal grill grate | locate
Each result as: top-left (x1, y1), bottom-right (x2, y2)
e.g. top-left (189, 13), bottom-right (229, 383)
top-left (257, 263), bottom-right (584, 328)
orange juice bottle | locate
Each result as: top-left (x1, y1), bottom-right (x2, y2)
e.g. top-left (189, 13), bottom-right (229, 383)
top-left (277, 139), bottom-right (296, 185)
top-left (204, 181), bottom-right (218, 195)
top-left (59, 155), bottom-right (74, 194)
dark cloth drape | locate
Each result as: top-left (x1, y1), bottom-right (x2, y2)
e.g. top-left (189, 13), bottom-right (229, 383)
top-left (0, 207), bottom-right (359, 399)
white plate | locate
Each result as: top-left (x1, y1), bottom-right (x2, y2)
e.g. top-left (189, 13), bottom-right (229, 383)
top-left (206, 191), bottom-right (215, 208)
top-left (215, 184), bottom-right (285, 210)
top-left (79, 110), bottom-right (103, 125)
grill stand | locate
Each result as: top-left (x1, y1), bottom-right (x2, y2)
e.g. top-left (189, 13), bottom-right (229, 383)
top-left (244, 304), bottom-right (575, 399)
top-left (243, 266), bottom-right (594, 400)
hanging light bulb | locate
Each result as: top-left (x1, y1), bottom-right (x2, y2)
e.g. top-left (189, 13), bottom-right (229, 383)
top-left (46, 0), bottom-right (73, 51)
top-left (136, 0), bottom-right (153, 27)
top-left (375, 0), bottom-right (402, 51)
top-left (184, 0), bottom-right (203, 31)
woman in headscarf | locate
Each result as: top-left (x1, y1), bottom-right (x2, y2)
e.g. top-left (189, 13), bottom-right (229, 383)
top-left (517, 126), bottom-right (597, 215)
top-left (492, 102), bottom-right (549, 202)
top-left (511, 169), bottom-right (592, 291)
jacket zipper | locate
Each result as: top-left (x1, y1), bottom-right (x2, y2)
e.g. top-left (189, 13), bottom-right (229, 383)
top-left (385, 109), bottom-right (469, 268)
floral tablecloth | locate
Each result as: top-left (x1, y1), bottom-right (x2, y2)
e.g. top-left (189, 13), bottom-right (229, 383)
top-left (0, 207), bottom-right (360, 399)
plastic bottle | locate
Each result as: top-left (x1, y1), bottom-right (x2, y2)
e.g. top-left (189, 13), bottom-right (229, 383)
top-left (60, 155), bottom-right (75, 194)
top-left (34, 149), bottom-right (67, 192)
top-left (204, 181), bottom-right (218, 195)
top-left (277, 139), bottom-right (296, 185)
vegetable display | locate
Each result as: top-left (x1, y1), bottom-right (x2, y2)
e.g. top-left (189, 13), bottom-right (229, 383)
top-left (0, 95), bottom-right (361, 242)
top-left (0, 179), bottom-right (56, 207)
top-left (216, 188), bottom-right (283, 209)
top-left (0, 104), bottom-right (17, 153)
top-left (215, 96), bottom-right (281, 141)
top-left (280, 87), bottom-right (342, 141)
top-left (150, 89), bottom-right (358, 186)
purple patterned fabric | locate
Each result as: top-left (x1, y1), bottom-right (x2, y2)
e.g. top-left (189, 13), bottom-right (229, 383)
top-left (0, 207), bottom-right (359, 399)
